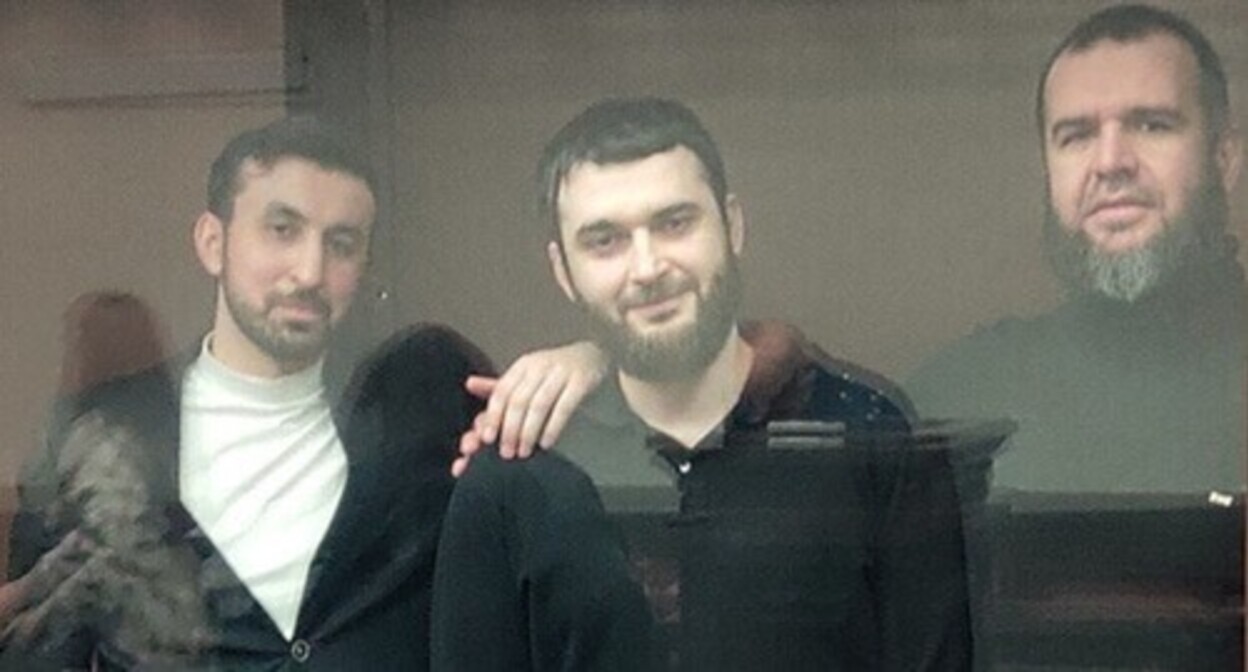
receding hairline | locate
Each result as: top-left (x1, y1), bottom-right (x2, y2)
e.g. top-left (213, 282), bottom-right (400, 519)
top-left (1046, 31), bottom-right (1199, 100)
top-left (1036, 9), bottom-right (1231, 140)
top-left (1043, 31), bottom-right (1208, 117)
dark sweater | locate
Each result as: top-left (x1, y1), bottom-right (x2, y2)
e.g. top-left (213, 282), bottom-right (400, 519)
top-left (432, 325), bottom-right (971, 671)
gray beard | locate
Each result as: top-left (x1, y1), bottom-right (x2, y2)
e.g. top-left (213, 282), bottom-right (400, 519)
top-left (1044, 175), bottom-right (1229, 303)
top-left (581, 260), bottom-right (742, 382)
top-left (1081, 229), bottom-right (1176, 302)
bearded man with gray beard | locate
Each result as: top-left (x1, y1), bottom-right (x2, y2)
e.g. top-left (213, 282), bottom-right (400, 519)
top-left (906, 4), bottom-right (1246, 493)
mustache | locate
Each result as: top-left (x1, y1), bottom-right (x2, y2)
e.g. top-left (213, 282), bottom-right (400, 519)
top-left (618, 277), bottom-right (695, 310)
top-left (268, 290), bottom-right (330, 317)
top-left (1080, 186), bottom-right (1156, 218)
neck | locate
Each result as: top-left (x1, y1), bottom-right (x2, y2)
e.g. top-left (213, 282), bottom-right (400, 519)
top-left (618, 326), bottom-right (754, 448)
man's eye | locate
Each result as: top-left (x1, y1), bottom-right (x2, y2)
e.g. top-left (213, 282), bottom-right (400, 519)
top-left (582, 231), bottom-right (624, 253)
top-left (1056, 129), bottom-right (1092, 148)
top-left (656, 216), bottom-right (692, 235)
top-left (1136, 118), bottom-right (1173, 133)
top-left (327, 235), bottom-right (363, 258)
top-left (269, 222), bottom-right (298, 239)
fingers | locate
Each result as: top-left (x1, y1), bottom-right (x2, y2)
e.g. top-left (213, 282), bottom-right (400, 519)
top-left (538, 372), bottom-right (592, 449)
top-left (451, 413), bottom-right (488, 477)
top-left (509, 369), bottom-right (570, 458)
top-left (451, 455), bottom-right (469, 478)
top-left (496, 365), bottom-right (566, 458)
top-left (461, 363), bottom-right (539, 456)
top-left (464, 375), bottom-right (497, 400)
top-left (477, 371), bottom-right (523, 446)
top-left (466, 340), bottom-right (609, 462)
top-left (536, 341), bottom-right (607, 448)
top-left (499, 341), bottom-right (608, 453)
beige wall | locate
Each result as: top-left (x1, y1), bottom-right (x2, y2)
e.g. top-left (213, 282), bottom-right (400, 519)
top-left (385, 0), bottom-right (1247, 376)
top-left (0, 0), bottom-right (285, 573)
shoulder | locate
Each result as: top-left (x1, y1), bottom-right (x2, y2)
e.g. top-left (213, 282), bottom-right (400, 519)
top-left (739, 320), bottom-right (914, 427)
top-left (784, 328), bottom-right (915, 428)
top-left (53, 362), bottom-right (181, 441)
top-left (353, 323), bottom-right (494, 379)
top-left (339, 323), bottom-right (495, 412)
top-left (926, 313), bottom-right (1054, 367)
top-left (334, 325), bottom-right (495, 473)
top-left (801, 359), bottom-right (913, 430)
top-left (810, 350), bottom-right (914, 420)
top-left (915, 311), bottom-right (1061, 378)
top-left (905, 312), bottom-right (1058, 417)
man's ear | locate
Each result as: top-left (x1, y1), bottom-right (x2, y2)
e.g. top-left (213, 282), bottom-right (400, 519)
top-left (725, 193), bottom-right (745, 257)
top-left (547, 240), bottom-right (578, 303)
top-left (1215, 126), bottom-right (1243, 194)
top-left (193, 211), bottom-right (226, 278)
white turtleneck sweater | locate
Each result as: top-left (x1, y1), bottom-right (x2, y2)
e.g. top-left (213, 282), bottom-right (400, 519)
top-left (179, 338), bottom-right (347, 640)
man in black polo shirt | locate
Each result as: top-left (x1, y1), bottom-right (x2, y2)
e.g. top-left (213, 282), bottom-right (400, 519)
top-left (433, 97), bottom-right (971, 671)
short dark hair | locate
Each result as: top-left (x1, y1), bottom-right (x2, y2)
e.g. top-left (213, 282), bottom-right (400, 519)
top-left (537, 97), bottom-right (729, 240)
top-left (1036, 4), bottom-right (1231, 141)
top-left (206, 116), bottom-right (377, 222)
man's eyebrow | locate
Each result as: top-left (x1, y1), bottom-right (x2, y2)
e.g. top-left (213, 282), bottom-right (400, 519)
top-left (263, 202), bottom-right (307, 222)
top-left (573, 219), bottom-right (619, 238)
top-left (1123, 105), bottom-right (1187, 125)
top-left (326, 222), bottom-right (368, 237)
top-left (650, 202), bottom-right (700, 222)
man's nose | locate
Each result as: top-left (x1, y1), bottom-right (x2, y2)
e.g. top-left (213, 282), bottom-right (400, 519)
top-left (627, 231), bottom-right (664, 283)
top-left (1093, 125), bottom-right (1139, 181)
top-left (289, 239), bottom-right (326, 288)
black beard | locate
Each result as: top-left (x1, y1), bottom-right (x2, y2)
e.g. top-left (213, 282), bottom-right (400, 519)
top-left (581, 259), bottom-right (742, 382)
top-left (222, 279), bottom-right (332, 367)
top-left (215, 225), bottom-right (337, 368)
top-left (1043, 171), bottom-right (1230, 303)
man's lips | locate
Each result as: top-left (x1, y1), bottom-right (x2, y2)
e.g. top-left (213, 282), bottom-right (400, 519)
top-left (1082, 197), bottom-right (1153, 228)
top-left (623, 292), bottom-right (685, 320)
top-left (273, 300), bottom-right (329, 321)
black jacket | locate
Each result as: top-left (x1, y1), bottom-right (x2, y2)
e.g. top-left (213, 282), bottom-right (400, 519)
top-left (4, 324), bottom-right (491, 671)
